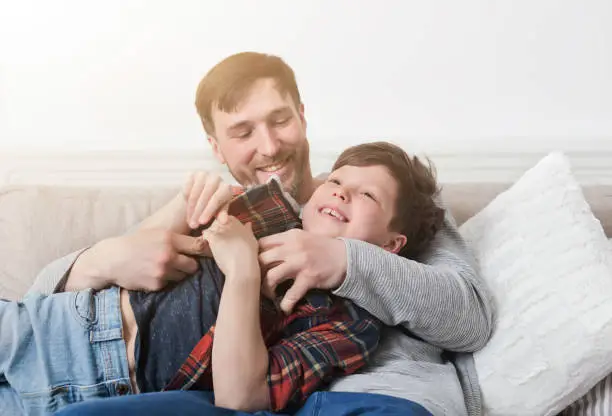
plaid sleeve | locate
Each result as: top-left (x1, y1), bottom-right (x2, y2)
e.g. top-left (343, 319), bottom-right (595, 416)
top-left (196, 178), bottom-right (302, 240)
top-left (266, 304), bottom-right (382, 412)
top-left (162, 326), bottom-right (216, 391)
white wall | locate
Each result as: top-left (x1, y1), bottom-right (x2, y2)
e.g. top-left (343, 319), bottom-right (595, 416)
top-left (1, 0), bottom-right (611, 155)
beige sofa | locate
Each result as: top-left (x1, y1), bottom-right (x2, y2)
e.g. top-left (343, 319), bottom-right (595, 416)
top-left (0, 179), bottom-right (611, 416)
top-left (1, 182), bottom-right (609, 301)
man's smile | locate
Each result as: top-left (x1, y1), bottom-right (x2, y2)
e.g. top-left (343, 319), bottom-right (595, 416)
top-left (255, 156), bottom-right (293, 182)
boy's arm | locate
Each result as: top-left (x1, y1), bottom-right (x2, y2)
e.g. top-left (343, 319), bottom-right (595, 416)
top-left (211, 275), bottom-right (381, 414)
top-left (212, 268), bottom-right (270, 412)
top-left (204, 215), bottom-right (269, 412)
top-left (334, 204), bottom-right (496, 352)
top-left (265, 303), bottom-right (381, 412)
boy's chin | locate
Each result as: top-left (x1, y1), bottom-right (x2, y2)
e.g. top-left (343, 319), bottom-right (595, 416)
top-left (306, 221), bottom-right (342, 239)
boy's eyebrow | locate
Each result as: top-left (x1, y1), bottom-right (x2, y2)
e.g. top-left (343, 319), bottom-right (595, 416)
top-left (367, 183), bottom-right (393, 201)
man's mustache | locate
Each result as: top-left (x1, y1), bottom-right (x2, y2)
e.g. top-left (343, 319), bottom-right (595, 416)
top-left (254, 153), bottom-right (294, 169)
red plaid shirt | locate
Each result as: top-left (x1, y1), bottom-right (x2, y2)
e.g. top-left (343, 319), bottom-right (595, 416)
top-left (166, 178), bottom-right (382, 411)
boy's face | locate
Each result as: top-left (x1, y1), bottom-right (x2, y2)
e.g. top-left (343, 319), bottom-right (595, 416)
top-left (302, 165), bottom-right (407, 253)
top-left (208, 78), bottom-right (311, 201)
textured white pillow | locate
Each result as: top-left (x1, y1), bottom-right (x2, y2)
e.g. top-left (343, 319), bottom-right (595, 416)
top-left (558, 239), bottom-right (612, 416)
top-left (459, 152), bottom-right (612, 416)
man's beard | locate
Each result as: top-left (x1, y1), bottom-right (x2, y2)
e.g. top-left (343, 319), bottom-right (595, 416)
top-left (284, 148), bottom-right (308, 200)
top-left (286, 169), bottom-right (303, 200)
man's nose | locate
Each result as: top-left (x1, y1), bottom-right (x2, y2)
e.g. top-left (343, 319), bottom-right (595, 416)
top-left (257, 127), bottom-right (281, 158)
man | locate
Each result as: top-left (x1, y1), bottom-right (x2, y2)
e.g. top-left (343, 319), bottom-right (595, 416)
top-left (30, 52), bottom-right (495, 416)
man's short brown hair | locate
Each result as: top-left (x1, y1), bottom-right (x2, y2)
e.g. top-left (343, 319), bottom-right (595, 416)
top-left (195, 52), bottom-right (302, 136)
top-left (332, 142), bottom-right (445, 259)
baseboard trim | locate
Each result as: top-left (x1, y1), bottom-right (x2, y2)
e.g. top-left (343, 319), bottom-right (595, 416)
top-left (1, 146), bottom-right (611, 186)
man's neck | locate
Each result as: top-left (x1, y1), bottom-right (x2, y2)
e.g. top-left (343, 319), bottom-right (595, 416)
top-left (294, 174), bottom-right (326, 205)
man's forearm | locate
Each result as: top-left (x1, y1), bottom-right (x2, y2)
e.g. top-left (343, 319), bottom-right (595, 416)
top-left (212, 274), bottom-right (269, 412)
top-left (59, 193), bottom-right (188, 293)
top-left (63, 241), bottom-right (114, 292)
top-left (138, 192), bottom-right (190, 234)
top-left (335, 231), bottom-right (494, 352)
top-left (27, 248), bottom-right (90, 296)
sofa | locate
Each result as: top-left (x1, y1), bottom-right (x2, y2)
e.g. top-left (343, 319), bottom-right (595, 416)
top-left (1, 150), bottom-right (611, 415)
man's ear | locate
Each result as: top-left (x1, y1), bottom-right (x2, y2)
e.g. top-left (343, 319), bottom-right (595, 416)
top-left (383, 233), bottom-right (408, 254)
top-left (208, 136), bottom-right (226, 165)
top-left (298, 103), bottom-right (307, 130)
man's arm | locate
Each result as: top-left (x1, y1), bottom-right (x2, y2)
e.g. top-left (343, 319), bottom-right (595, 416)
top-left (260, 202), bottom-right (495, 353)
top-left (334, 206), bottom-right (495, 352)
top-left (26, 193), bottom-right (205, 296)
top-left (26, 227), bottom-right (207, 296)
top-left (27, 172), bottom-right (235, 295)
top-left (27, 248), bottom-right (89, 296)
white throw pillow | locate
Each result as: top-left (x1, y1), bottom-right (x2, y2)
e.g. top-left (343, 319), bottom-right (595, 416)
top-left (459, 152), bottom-right (612, 416)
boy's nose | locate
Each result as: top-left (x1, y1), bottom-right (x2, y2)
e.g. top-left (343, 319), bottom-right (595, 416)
top-left (333, 189), bottom-right (349, 202)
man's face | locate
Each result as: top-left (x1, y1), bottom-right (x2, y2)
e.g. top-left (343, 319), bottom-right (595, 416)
top-left (301, 164), bottom-right (405, 253)
top-left (208, 78), bottom-right (311, 200)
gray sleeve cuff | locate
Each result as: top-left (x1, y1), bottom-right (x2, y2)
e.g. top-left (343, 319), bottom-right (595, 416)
top-left (26, 247), bottom-right (91, 296)
top-left (331, 238), bottom-right (363, 299)
top-left (330, 238), bottom-right (397, 324)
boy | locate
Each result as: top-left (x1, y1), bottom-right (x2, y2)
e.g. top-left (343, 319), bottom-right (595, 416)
top-left (0, 142), bottom-right (443, 415)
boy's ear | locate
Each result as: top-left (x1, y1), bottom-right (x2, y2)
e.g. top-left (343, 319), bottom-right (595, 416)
top-left (383, 233), bottom-right (408, 254)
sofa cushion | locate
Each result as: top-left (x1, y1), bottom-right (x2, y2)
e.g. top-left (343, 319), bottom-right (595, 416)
top-left (459, 152), bottom-right (612, 416)
top-left (558, 237), bottom-right (612, 416)
top-left (0, 185), bottom-right (178, 300)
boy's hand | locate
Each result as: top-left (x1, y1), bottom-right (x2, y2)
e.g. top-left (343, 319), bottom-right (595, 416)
top-left (182, 171), bottom-right (234, 229)
top-left (201, 214), bottom-right (260, 279)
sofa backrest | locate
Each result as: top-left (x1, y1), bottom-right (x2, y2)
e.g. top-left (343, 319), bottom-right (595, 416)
top-left (0, 183), bottom-right (609, 301)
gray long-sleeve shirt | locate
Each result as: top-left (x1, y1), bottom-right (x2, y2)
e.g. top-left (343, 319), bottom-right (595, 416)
top-left (28, 201), bottom-right (495, 416)
top-left (331, 211), bottom-right (495, 416)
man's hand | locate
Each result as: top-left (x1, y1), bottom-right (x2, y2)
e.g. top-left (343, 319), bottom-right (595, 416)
top-left (66, 228), bottom-right (210, 292)
top-left (258, 229), bottom-right (347, 314)
top-left (202, 215), bottom-right (260, 280)
top-left (183, 171), bottom-right (235, 229)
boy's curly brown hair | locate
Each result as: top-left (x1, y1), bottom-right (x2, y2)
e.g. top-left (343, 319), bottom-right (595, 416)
top-left (332, 142), bottom-right (445, 259)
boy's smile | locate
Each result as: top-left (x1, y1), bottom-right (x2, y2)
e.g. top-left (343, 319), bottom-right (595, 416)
top-left (318, 206), bottom-right (349, 223)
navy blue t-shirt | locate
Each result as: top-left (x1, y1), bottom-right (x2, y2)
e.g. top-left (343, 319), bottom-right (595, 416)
top-left (128, 258), bottom-right (224, 392)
